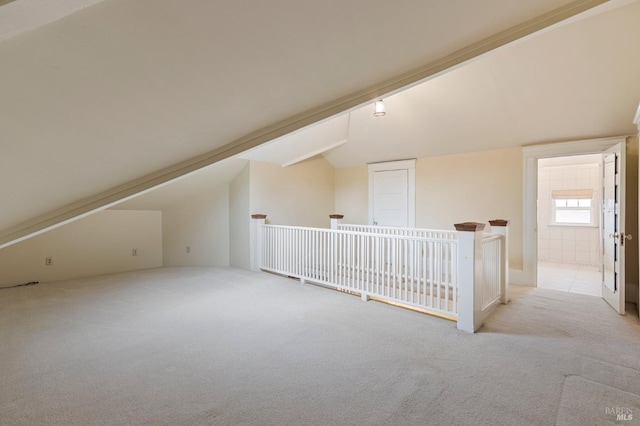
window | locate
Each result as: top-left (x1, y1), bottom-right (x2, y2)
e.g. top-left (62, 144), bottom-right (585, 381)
top-left (551, 189), bottom-right (595, 226)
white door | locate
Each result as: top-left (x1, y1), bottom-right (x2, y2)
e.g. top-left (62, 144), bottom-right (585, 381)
top-left (372, 170), bottom-right (408, 227)
top-left (602, 142), bottom-right (626, 314)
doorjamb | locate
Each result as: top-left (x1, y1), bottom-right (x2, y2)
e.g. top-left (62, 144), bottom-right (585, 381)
top-left (368, 159), bottom-right (416, 227)
top-left (522, 137), bottom-right (627, 286)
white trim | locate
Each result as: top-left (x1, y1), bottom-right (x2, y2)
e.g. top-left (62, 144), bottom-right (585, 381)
top-left (550, 190), bottom-right (596, 227)
top-left (368, 159), bottom-right (416, 228)
top-left (522, 136), bottom-right (629, 158)
top-left (522, 136), bottom-right (627, 287)
top-left (367, 159), bottom-right (416, 172)
top-left (634, 103), bottom-right (640, 125)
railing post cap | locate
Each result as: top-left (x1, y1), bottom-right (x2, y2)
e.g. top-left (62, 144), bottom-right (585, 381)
top-left (251, 214), bottom-right (267, 219)
top-left (454, 222), bottom-right (486, 232)
top-left (489, 219), bottom-right (510, 226)
top-left (329, 214), bottom-right (344, 219)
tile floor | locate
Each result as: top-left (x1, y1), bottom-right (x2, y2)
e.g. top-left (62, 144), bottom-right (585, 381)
top-left (537, 261), bottom-right (601, 296)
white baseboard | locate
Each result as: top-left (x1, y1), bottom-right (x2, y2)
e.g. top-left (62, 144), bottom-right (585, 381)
top-left (509, 269), bottom-right (532, 286)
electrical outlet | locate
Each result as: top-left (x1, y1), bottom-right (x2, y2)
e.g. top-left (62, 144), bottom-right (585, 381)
top-left (186, 246), bottom-right (191, 254)
top-left (132, 249), bottom-right (138, 256)
top-left (45, 256), bottom-right (53, 266)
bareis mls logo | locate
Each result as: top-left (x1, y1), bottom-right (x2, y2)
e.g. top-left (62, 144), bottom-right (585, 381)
top-left (605, 407), bottom-right (633, 421)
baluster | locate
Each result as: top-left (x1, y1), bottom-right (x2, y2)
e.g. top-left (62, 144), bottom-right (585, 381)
top-left (331, 230), bottom-right (336, 284)
top-left (376, 235), bottom-right (380, 295)
top-left (445, 239), bottom-right (450, 312)
top-left (365, 234), bottom-right (370, 295)
top-left (414, 238), bottom-right (418, 304)
top-left (436, 241), bottom-right (442, 310)
top-left (451, 242), bottom-right (456, 314)
top-left (338, 232), bottom-right (343, 288)
top-left (297, 228), bottom-right (301, 277)
top-left (286, 228), bottom-right (290, 275)
top-left (429, 240), bottom-right (434, 308)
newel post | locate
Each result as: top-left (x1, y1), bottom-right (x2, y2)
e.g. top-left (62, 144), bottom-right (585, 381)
top-left (250, 214), bottom-right (267, 272)
top-left (454, 222), bottom-right (485, 333)
top-left (329, 214), bottom-right (344, 230)
top-left (489, 219), bottom-right (510, 304)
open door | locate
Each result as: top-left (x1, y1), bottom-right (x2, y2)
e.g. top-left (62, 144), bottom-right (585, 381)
top-left (602, 142), bottom-right (626, 314)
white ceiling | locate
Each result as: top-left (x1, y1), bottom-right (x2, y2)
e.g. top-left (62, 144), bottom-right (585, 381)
top-left (0, 0), bottom-right (105, 42)
top-left (238, 114), bottom-right (350, 166)
top-left (294, 0), bottom-right (640, 167)
top-left (111, 156), bottom-right (248, 211)
top-left (1, 0), bottom-right (637, 243)
top-left (118, 0), bottom-right (639, 212)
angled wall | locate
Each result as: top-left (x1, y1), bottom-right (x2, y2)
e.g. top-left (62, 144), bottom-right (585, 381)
top-left (230, 164), bottom-right (251, 269)
top-left (334, 166), bottom-right (369, 225)
top-left (250, 157), bottom-right (335, 228)
top-left (226, 157), bottom-right (337, 271)
top-left (0, 210), bottom-right (162, 288)
top-left (162, 184), bottom-right (230, 267)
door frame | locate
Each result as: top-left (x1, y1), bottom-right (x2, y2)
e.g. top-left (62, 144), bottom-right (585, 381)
top-left (601, 143), bottom-right (626, 313)
top-left (522, 136), bottom-right (628, 286)
top-left (368, 159), bottom-right (416, 227)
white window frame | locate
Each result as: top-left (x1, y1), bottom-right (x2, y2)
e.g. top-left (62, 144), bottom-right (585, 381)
top-left (550, 189), bottom-right (596, 227)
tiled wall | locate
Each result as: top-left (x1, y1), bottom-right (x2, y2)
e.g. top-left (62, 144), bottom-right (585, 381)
top-left (538, 163), bottom-right (600, 265)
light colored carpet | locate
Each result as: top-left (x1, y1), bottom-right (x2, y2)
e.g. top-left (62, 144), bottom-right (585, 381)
top-left (1, 267), bottom-right (639, 425)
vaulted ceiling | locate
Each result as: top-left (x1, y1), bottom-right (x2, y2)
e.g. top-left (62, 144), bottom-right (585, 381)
top-left (246, 0), bottom-right (640, 168)
top-left (1, 0), bottom-right (638, 247)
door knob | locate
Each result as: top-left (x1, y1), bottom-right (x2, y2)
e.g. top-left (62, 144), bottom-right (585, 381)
top-left (610, 233), bottom-right (633, 245)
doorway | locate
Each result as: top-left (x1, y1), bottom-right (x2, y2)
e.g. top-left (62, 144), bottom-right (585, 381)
top-left (522, 136), bottom-right (635, 315)
top-left (536, 154), bottom-right (602, 296)
top-left (368, 159), bottom-right (416, 227)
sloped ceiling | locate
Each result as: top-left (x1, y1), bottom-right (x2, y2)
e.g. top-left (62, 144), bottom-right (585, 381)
top-left (0, 0), bottom-right (630, 246)
top-left (0, 0), bottom-right (105, 41)
top-left (116, 0), bottom-right (640, 211)
top-left (238, 114), bottom-right (350, 166)
top-left (321, 0), bottom-right (640, 166)
top-left (110, 157), bottom-right (248, 211)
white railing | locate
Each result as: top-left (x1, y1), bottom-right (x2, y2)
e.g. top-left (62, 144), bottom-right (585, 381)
top-left (253, 217), bottom-right (509, 333)
top-left (260, 225), bottom-right (459, 318)
top-left (341, 224), bottom-right (505, 315)
top-left (338, 224), bottom-right (457, 241)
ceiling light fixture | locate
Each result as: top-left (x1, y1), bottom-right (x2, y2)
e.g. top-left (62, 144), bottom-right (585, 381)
top-left (373, 100), bottom-right (386, 117)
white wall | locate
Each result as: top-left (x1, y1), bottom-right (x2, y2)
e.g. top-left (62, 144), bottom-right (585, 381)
top-left (229, 163), bottom-right (251, 269)
top-left (162, 184), bottom-right (229, 267)
top-left (227, 157), bottom-right (336, 270)
top-left (250, 157), bottom-right (335, 228)
top-left (0, 210), bottom-right (162, 288)
top-left (334, 166), bottom-right (369, 225)
top-left (537, 161), bottom-right (600, 266)
top-left (415, 148), bottom-right (523, 270)
top-left (334, 147), bottom-right (524, 271)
